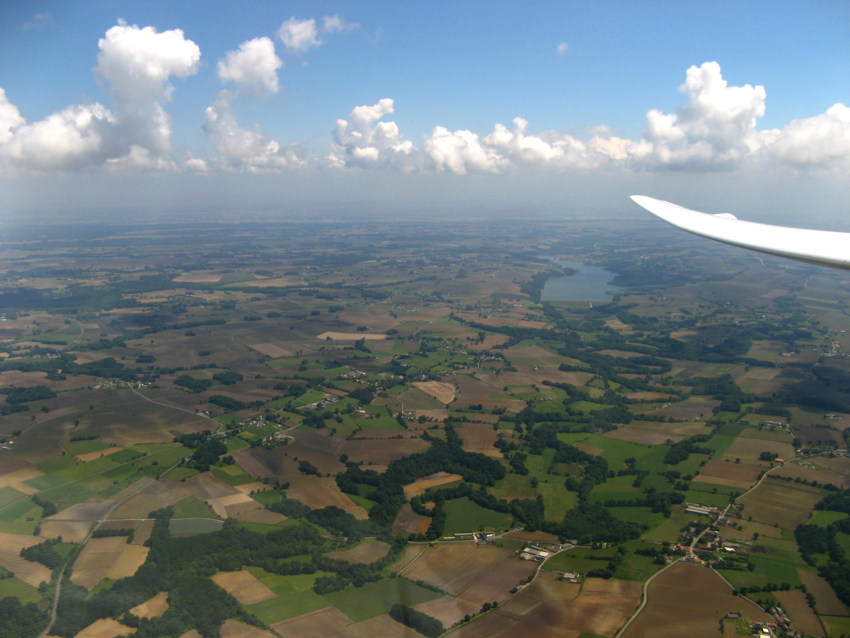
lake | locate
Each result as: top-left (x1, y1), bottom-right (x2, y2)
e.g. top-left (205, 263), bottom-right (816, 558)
top-left (541, 260), bottom-right (626, 302)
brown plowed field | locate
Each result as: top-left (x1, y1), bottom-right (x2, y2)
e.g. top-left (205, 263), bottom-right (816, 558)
top-left (338, 437), bottom-right (430, 465)
top-left (271, 607), bottom-right (354, 638)
top-left (108, 479), bottom-right (191, 519)
top-left (738, 480), bottom-right (823, 530)
top-left (287, 475), bottom-right (369, 519)
top-left (211, 570), bottom-right (276, 605)
top-left (0, 467), bottom-right (43, 494)
top-left (457, 423), bottom-right (501, 458)
top-left (774, 590), bottom-right (824, 636)
top-left (797, 568), bottom-right (848, 616)
top-left (392, 505), bottom-right (431, 535)
top-left (693, 460), bottom-right (763, 489)
top-left (413, 594), bottom-right (481, 628)
top-left (771, 462), bottom-right (850, 489)
top-left (402, 542), bottom-right (535, 614)
top-left (347, 613), bottom-right (422, 638)
top-left (623, 562), bottom-right (770, 638)
top-left (40, 520), bottom-right (93, 543)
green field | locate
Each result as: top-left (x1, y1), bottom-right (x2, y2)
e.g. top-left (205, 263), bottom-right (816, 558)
top-left (542, 546), bottom-right (615, 573)
top-left (608, 506), bottom-right (667, 529)
top-left (0, 498), bottom-right (41, 523)
top-left (538, 481), bottom-right (578, 521)
top-left (172, 496), bottom-right (219, 519)
top-left (443, 497), bottom-right (512, 534)
top-left (0, 577), bottom-right (43, 604)
top-left (210, 464), bottom-right (255, 486)
top-left (589, 475), bottom-right (642, 504)
top-left (244, 567), bottom-right (337, 624)
top-left (807, 510), bottom-right (848, 527)
top-left (169, 518), bottom-right (223, 535)
top-left (324, 577), bottom-right (442, 622)
top-left (0, 487), bottom-right (26, 509)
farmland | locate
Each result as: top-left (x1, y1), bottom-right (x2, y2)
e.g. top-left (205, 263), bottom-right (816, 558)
top-left (0, 215), bottom-right (849, 637)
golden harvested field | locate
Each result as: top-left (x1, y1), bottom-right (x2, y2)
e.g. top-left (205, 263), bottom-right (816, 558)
top-left (224, 501), bottom-right (286, 524)
top-left (0, 532), bottom-right (52, 587)
top-left (797, 568), bottom-right (848, 617)
top-left (219, 619), bottom-right (277, 638)
top-left (693, 460), bottom-right (763, 490)
top-left (324, 539), bottom-right (390, 564)
top-left (74, 618), bottom-right (137, 638)
top-left (211, 570), bottom-right (276, 605)
top-left (271, 607), bottom-right (352, 638)
top-left (403, 472), bottom-right (463, 499)
top-left (773, 590), bottom-right (824, 637)
top-left (392, 504), bottom-right (431, 535)
top-left (72, 536), bottom-right (149, 589)
top-left (413, 381), bottom-right (457, 404)
top-left (316, 331), bottom-right (386, 341)
top-left (0, 467), bottom-right (43, 494)
top-left (605, 421), bottom-right (708, 445)
top-left (623, 562), bottom-right (771, 638)
top-left (738, 480), bottom-right (823, 530)
top-left (129, 592), bottom-right (169, 619)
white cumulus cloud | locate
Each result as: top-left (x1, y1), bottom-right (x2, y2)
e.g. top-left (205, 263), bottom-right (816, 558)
top-left (769, 103), bottom-right (850, 169)
top-left (278, 17), bottom-right (321, 53)
top-left (637, 61), bottom-right (766, 170)
top-left (331, 98), bottom-right (415, 168)
top-left (203, 92), bottom-right (306, 171)
top-left (323, 15), bottom-right (359, 33)
top-left (217, 37), bottom-right (282, 95)
top-left (556, 42), bottom-right (568, 55)
top-left (96, 22), bottom-right (201, 155)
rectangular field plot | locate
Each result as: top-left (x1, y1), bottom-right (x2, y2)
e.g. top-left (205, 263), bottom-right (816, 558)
top-left (324, 577), bottom-right (442, 622)
top-left (443, 497), bottom-right (512, 534)
top-left (738, 480), bottom-right (823, 530)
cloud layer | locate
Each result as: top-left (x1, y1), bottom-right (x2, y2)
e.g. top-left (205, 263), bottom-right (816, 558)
top-left (0, 20), bottom-right (847, 177)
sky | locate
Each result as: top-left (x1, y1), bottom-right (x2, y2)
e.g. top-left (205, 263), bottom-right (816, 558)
top-left (0, 1), bottom-right (848, 223)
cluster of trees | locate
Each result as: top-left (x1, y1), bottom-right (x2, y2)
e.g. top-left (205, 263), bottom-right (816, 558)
top-left (0, 597), bottom-right (47, 638)
top-left (20, 537), bottom-right (66, 570)
top-left (174, 432), bottom-right (226, 472)
top-left (174, 375), bottom-right (211, 393)
top-left (388, 603), bottom-right (444, 638)
top-left (795, 490), bottom-right (850, 606)
top-left (664, 434), bottom-right (713, 465)
top-left (336, 425), bottom-right (505, 527)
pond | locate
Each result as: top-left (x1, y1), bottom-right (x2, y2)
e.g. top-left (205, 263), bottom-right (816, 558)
top-left (541, 260), bottom-right (626, 302)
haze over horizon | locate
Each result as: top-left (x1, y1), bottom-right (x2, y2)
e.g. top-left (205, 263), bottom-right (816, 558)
top-left (0, 1), bottom-right (848, 223)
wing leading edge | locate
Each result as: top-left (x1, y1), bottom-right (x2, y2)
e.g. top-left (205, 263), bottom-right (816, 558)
top-left (630, 195), bottom-right (850, 270)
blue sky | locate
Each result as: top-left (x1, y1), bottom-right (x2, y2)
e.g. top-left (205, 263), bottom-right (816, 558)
top-left (0, 1), bottom-right (848, 220)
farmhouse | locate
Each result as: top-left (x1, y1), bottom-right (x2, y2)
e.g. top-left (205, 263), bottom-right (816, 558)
top-left (685, 504), bottom-right (713, 516)
top-left (519, 545), bottom-right (551, 561)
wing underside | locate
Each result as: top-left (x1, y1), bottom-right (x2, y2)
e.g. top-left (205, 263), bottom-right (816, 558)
top-left (630, 195), bottom-right (850, 270)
